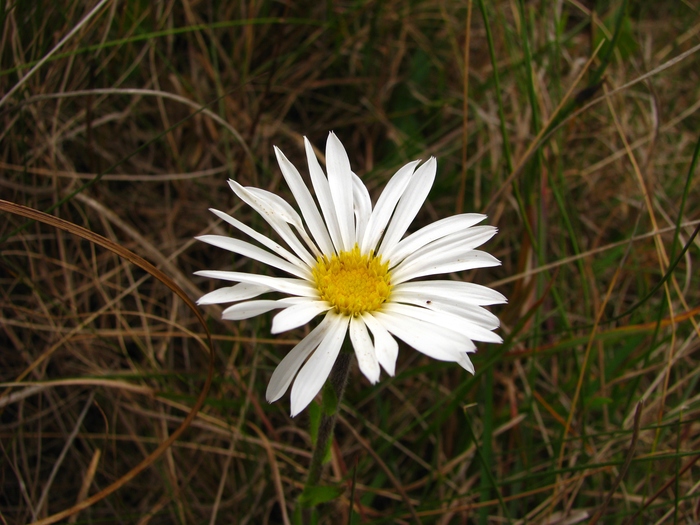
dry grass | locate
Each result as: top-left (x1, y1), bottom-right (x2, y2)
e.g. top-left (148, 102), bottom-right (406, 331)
top-left (2, 1), bottom-right (700, 523)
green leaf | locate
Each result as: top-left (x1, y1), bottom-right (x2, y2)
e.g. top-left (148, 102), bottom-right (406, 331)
top-left (587, 396), bottom-right (613, 410)
top-left (299, 485), bottom-right (345, 508)
top-left (595, 9), bottom-right (637, 61)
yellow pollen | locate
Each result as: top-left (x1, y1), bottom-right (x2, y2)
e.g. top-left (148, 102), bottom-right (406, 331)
top-left (312, 245), bottom-right (392, 316)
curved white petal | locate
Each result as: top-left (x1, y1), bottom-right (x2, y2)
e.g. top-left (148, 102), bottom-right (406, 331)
top-left (396, 226), bottom-right (497, 271)
top-left (361, 312), bottom-right (399, 376)
top-left (326, 132), bottom-right (355, 251)
top-left (266, 313), bottom-right (335, 403)
top-left (245, 187), bottom-right (305, 234)
top-left (392, 280), bottom-right (507, 306)
top-left (382, 302), bottom-right (502, 343)
top-left (271, 300), bottom-right (332, 334)
top-left (392, 250), bottom-right (501, 284)
top-left (290, 312), bottom-right (350, 416)
top-left (349, 316), bottom-right (380, 383)
top-left (389, 292), bottom-right (500, 330)
top-left (274, 146), bottom-right (335, 255)
top-left (360, 160), bottom-right (419, 255)
top-left (372, 309), bottom-right (475, 362)
top-left (378, 157), bottom-right (437, 257)
top-left (195, 270), bottom-right (317, 297)
top-left (209, 208), bottom-right (306, 270)
top-left (305, 137), bottom-right (343, 253)
top-left (384, 213), bottom-right (487, 264)
top-left (196, 235), bottom-right (311, 280)
top-left (197, 283), bottom-right (270, 305)
top-left (352, 172), bottom-right (372, 249)
top-left (222, 299), bottom-right (291, 320)
top-left (228, 180), bottom-right (317, 266)
top-left (456, 352), bottom-right (475, 374)
top-left (245, 186), bottom-right (321, 259)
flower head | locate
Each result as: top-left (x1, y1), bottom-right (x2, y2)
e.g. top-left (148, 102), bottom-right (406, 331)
top-left (197, 133), bottom-right (506, 416)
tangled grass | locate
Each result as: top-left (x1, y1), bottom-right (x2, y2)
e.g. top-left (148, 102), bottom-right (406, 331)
top-left (1, 1), bottom-right (699, 523)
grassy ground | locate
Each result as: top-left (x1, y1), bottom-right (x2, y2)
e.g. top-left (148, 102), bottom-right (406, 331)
top-left (2, 1), bottom-right (700, 523)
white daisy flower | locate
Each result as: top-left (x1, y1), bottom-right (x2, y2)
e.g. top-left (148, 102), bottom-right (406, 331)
top-left (196, 132), bottom-right (506, 416)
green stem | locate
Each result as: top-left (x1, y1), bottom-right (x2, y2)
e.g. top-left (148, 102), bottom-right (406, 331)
top-left (299, 348), bottom-right (352, 512)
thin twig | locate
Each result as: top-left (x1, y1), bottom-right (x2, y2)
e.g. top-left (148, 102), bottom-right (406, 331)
top-left (338, 415), bottom-right (423, 525)
top-left (0, 0), bottom-right (113, 108)
top-left (588, 400), bottom-right (644, 525)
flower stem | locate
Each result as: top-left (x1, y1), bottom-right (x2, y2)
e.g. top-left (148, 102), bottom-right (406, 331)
top-left (300, 348), bottom-right (352, 504)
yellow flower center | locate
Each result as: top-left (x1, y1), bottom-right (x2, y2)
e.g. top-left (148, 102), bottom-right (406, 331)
top-left (312, 245), bottom-right (392, 316)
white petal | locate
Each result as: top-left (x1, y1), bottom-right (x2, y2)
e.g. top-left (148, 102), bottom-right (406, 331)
top-left (361, 312), bottom-right (399, 376)
top-left (209, 208), bottom-right (306, 269)
top-left (326, 132), bottom-right (355, 250)
top-left (351, 172), bottom-right (372, 249)
top-left (228, 180), bottom-right (316, 266)
top-left (384, 213), bottom-right (487, 264)
top-left (271, 301), bottom-right (332, 334)
top-left (266, 313), bottom-right (334, 403)
top-left (378, 157), bottom-right (437, 257)
top-left (382, 302), bottom-right (502, 343)
top-left (246, 186), bottom-right (321, 259)
top-left (195, 270), bottom-right (317, 297)
top-left (360, 160), bottom-right (419, 255)
top-left (392, 250), bottom-right (501, 284)
top-left (222, 299), bottom-right (290, 320)
top-left (246, 187), bottom-right (305, 234)
top-left (290, 312), bottom-right (350, 416)
top-left (393, 280), bottom-right (507, 306)
top-left (349, 316), bottom-right (380, 383)
top-left (389, 292), bottom-right (500, 330)
top-left (457, 352), bottom-right (475, 374)
top-left (197, 283), bottom-right (270, 305)
top-left (305, 137), bottom-right (343, 253)
top-left (275, 146), bottom-right (335, 255)
top-left (372, 309), bottom-right (475, 362)
top-left (396, 226), bottom-right (497, 270)
top-left (196, 235), bottom-right (311, 280)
